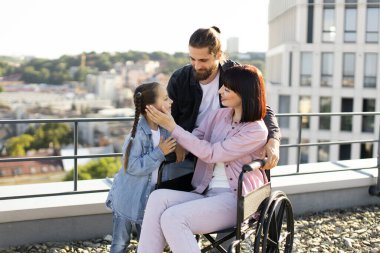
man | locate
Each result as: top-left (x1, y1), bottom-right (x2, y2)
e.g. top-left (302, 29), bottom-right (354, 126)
top-left (166, 26), bottom-right (280, 176)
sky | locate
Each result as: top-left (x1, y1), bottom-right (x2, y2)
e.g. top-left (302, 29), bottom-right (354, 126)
top-left (1, 0), bottom-right (269, 59)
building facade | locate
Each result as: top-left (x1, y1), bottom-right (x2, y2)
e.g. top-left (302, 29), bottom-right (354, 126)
top-left (266, 0), bottom-right (380, 165)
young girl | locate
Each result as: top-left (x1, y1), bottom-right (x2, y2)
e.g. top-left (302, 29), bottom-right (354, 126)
top-left (105, 82), bottom-right (176, 253)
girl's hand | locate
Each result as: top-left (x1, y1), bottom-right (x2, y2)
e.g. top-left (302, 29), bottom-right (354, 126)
top-left (159, 136), bottom-right (177, 155)
top-left (146, 105), bottom-right (176, 132)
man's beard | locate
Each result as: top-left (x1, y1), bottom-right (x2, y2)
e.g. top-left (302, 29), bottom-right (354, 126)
top-left (193, 65), bottom-right (216, 81)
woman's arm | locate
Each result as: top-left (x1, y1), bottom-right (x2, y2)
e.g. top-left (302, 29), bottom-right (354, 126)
top-left (172, 123), bottom-right (268, 163)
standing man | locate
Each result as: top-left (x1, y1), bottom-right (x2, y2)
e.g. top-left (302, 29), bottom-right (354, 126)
top-left (166, 26), bottom-right (281, 179)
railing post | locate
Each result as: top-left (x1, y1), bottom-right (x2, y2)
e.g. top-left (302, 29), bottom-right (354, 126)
top-left (296, 115), bottom-right (302, 173)
top-left (369, 123), bottom-right (380, 197)
top-left (74, 121), bottom-right (78, 191)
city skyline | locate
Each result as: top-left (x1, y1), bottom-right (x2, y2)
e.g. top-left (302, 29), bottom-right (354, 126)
top-left (1, 0), bottom-right (269, 59)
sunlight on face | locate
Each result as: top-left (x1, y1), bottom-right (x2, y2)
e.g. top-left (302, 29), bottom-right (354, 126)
top-left (153, 85), bottom-right (172, 112)
top-left (218, 85), bottom-right (242, 109)
top-left (189, 46), bottom-right (220, 81)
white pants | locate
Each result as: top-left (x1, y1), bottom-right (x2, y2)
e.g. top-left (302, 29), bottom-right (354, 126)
top-left (137, 188), bottom-right (236, 253)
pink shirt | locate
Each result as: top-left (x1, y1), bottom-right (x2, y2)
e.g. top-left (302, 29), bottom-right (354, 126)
top-left (171, 108), bottom-right (268, 196)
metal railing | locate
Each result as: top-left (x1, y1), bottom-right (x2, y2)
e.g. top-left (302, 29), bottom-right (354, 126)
top-left (0, 112), bottom-right (379, 200)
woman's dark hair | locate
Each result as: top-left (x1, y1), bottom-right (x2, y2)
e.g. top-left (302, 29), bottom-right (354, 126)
top-left (189, 26), bottom-right (222, 56)
top-left (222, 65), bottom-right (267, 122)
top-left (124, 82), bottom-right (160, 171)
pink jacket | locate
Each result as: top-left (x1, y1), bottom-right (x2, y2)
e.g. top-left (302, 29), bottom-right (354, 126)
top-left (171, 108), bottom-right (268, 196)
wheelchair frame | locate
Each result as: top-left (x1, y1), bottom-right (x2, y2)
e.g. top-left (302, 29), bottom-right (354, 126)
top-left (156, 159), bottom-right (294, 253)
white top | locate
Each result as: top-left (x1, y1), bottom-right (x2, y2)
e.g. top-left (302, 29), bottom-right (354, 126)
top-left (209, 162), bottom-right (230, 189)
top-left (150, 128), bottom-right (161, 185)
top-left (195, 72), bottom-right (221, 127)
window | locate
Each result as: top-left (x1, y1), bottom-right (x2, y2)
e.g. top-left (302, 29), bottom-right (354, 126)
top-left (339, 144), bottom-right (351, 160)
top-left (300, 138), bottom-right (310, 164)
top-left (361, 143), bottom-right (373, 158)
top-left (318, 140), bottom-right (330, 162)
top-left (322, 0), bottom-right (336, 42)
top-left (362, 99), bottom-right (375, 132)
top-left (321, 53), bottom-right (333, 86)
top-left (344, 0), bottom-right (357, 42)
top-left (299, 96), bottom-right (311, 128)
top-left (364, 53), bottom-right (377, 88)
top-left (307, 0), bottom-right (314, 43)
top-left (342, 53), bottom-right (355, 87)
top-left (341, 98), bottom-right (353, 131)
top-left (279, 138), bottom-right (289, 166)
top-left (319, 97), bottom-right (332, 130)
top-left (366, 0), bottom-right (380, 43)
top-left (300, 52), bottom-right (312, 86)
top-left (279, 95), bottom-right (291, 128)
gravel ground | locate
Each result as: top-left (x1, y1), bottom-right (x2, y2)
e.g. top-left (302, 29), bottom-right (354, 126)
top-left (1, 205), bottom-right (379, 253)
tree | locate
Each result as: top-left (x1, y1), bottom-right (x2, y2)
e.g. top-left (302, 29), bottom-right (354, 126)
top-left (4, 134), bottom-right (34, 156)
top-left (26, 123), bottom-right (72, 151)
top-left (64, 157), bottom-right (121, 181)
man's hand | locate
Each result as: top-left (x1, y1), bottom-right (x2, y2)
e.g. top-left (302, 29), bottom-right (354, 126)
top-left (158, 136), bottom-right (177, 156)
top-left (174, 144), bottom-right (187, 163)
top-left (262, 138), bottom-right (280, 170)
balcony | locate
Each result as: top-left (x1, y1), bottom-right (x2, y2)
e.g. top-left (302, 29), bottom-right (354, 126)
top-left (0, 112), bottom-right (379, 248)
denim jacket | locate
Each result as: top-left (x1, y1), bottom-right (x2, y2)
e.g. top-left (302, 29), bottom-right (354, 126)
top-left (106, 116), bottom-right (170, 223)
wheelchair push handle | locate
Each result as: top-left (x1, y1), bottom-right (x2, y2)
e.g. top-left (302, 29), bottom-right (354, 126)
top-left (242, 158), bottom-right (267, 172)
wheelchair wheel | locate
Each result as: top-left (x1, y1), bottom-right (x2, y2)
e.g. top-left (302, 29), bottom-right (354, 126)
top-left (254, 191), bottom-right (294, 253)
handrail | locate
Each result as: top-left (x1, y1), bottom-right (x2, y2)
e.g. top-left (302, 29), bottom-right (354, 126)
top-left (0, 112), bottom-right (379, 199)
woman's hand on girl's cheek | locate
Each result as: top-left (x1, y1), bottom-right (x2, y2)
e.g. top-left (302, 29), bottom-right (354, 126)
top-left (146, 105), bottom-right (176, 132)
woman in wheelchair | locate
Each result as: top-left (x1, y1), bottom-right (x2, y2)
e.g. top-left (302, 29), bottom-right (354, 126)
top-left (137, 65), bottom-right (269, 253)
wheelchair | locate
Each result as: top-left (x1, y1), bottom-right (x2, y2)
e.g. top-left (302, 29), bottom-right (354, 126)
top-left (156, 158), bottom-right (294, 253)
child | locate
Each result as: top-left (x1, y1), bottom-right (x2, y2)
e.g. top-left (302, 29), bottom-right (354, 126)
top-left (106, 82), bottom-right (176, 253)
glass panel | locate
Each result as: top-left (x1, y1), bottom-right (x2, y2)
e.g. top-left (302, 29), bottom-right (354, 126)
top-left (341, 98), bottom-right (353, 131)
top-left (279, 95), bottom-right (290, 128)
top-left (300, 138), bottom-right (309, 164)
top-left (339, 144), bottom-right (351, 160)
top-left (279, 138), bottom-right (289, 166)
top-left (321, 53), bottom-right (333, 86)
top-left (360, 143), bottom-right (373, 158)
top-left (319, 97), bottom-right (331, 130)
top-left (364, 53), bottom-right (377, 88)
top-left (323, 8), bottom-right (336, 42)
top-left (318, 140), bottom-right (330, 162)
top-left (366, 8), bottom-right (379, 42)
top-left (299, 96), bottom-right (311, 128)
top-left (342, 53), bottom-right (355, 87)
top-left (300, 52), bottom-right (312, 86)
top-left (345, 8), bottom-right (357, 42)
top-left (362, 99), bottom-right (375, 132)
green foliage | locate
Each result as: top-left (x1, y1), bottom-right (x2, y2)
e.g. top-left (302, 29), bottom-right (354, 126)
top-left (4, 134), bottom-right (34, 156)
top-left (26, 123), bottom-right (72, 150)
top-left (64, 157), bottom-right (121, 181)
top-left (4, 123), bottom-right (73, 156)
top-left (0, 61), bottom-right (17, 77)
top-left (0, 86), bottom-right (3, 92)
top-left (1, 50), bottom-right (193, 84)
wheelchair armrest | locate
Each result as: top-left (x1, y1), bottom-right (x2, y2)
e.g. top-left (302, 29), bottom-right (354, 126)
top-left (242, 158), bottom-right (267, 172)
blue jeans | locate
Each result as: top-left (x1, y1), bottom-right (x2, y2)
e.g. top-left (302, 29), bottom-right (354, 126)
top-left (111, 212), bottom-right (142, 253)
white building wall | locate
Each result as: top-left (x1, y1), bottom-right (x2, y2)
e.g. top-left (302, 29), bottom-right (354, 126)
top-left (267, 0), bottom-right (380, 164)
